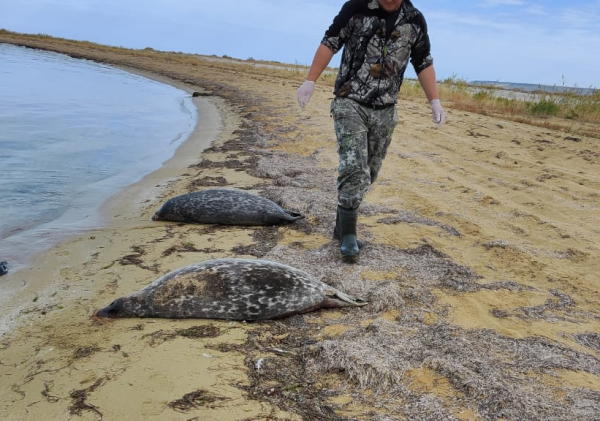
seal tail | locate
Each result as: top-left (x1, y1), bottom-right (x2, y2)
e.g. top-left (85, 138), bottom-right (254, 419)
top-left (281, 210), bottom-right (305, 222)
top-left (323, 288), bottom-right (368, 308)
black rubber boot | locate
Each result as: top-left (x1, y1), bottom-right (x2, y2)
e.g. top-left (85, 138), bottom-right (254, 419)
top-left (337, 206), bottom-right (359, 263)
top-left (333, 210), bottom-right (363, 248)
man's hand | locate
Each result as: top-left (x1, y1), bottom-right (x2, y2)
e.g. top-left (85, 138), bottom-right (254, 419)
top-left (430, 99), bottom-right (445, 128)
top-left (297, 81), bottom-right (315, 109)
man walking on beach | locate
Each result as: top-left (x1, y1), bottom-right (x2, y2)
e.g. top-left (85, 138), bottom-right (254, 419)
top-left (297, 0), bottom-right (445, 262)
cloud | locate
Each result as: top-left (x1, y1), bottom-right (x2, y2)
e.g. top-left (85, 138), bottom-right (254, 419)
top-left (422, 3), bottom-right (600, 86)
top-left (558, 8), bottom-right (600, 30)
top-left (523, 4), bottom-right (546, 15)
top-left (479, 0), bottom-right (527, 7)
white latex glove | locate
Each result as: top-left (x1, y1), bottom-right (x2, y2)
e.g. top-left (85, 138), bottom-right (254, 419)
top-left (297, 80), bottom-right (315, 109)
top-left (430, 99), bottom-right (446, 128)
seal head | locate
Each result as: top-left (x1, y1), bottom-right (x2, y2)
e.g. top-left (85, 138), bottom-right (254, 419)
top-left (96, 298), bottom-right (128, 318)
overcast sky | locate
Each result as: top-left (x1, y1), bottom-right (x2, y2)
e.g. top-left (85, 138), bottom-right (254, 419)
top-left (1, 0), bottom-right (599, 88)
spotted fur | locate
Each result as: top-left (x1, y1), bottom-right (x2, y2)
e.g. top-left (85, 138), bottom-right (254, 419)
top-left (152, 189), bottom-right (304, 226)
top-left (96, 258), bottom-right (367, 320)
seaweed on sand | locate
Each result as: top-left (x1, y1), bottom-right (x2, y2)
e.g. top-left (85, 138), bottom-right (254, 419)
top-left (377, 210), bottom-right (462, 237)
top-left (72, 345), bottom-right (101, 359)
top-left (232, 226), bottom-right (281, 257)
top-left (306, 320), bottom-right (600, 420)
top-left (161, 242), bottom-right (223, 257)
top-left (142, 325), bottom-right (221, 347)
top-left (239, 325), bottom-right (347, 421)
top-left (69, 377), bottom-right (105, 419)
top-left (167, 389), bottom-right (227, 412)
top-left (575, 333), bottom-right (600, 351)
top-left (118, 245), bottom-right (159, 273)
top-left (226, 243), bottom-right (600, 420)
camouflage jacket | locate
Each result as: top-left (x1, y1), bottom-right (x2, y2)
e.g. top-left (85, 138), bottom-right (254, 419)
top-left (322, 0), bottom-right (433, 107)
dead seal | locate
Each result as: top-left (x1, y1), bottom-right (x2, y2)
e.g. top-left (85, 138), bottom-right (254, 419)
top-left (152, 189), bottom-right (304, 226)
top-left (96, 258), bottom-right (367, 320)
top-left (0, 261), bottom-right (8, 276)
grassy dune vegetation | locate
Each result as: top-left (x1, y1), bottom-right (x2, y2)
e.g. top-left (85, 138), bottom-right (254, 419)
top-left (241, 54), bottom-right (600, 138)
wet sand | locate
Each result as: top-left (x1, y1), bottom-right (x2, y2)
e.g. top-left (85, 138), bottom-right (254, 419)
top-left (1, 33), bottom-right (599, 420)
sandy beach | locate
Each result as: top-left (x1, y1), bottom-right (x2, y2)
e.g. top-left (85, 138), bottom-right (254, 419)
top-left (1, 33), bottom-right (599, 420)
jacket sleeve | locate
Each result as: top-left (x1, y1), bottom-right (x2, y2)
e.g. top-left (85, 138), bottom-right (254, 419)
top-left (320, 1), bottom-right (356, 54)
top-left (410, 13), bottom-right (434, 74)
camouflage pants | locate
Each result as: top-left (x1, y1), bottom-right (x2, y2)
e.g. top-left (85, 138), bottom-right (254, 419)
top-left (330, 97), bottom-right (398, 210)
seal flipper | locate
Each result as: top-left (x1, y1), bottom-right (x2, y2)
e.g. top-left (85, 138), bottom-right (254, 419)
top-left (282, 210), bottom-right (305, 222)
top-left (322, 288), bottom-right (368, 308)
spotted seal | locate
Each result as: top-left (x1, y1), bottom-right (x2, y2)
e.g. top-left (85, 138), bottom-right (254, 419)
top-left (96, 258), bottom-right (367, 320)
top-left (151, 189), bottom-right (304, 226)
top-left (0, 261), bottom-right (8, 276)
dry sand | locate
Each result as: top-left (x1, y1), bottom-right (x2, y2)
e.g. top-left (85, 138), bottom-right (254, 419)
top-left (0, 33), bottom-right (599, 420)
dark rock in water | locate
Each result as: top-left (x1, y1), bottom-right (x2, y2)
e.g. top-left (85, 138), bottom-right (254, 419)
top-left (152, 188), bottom-right (305, 226)
top-left (96, 258), bottom-right (367, 320)
top-left (0, 261), bottom-right (8, 276)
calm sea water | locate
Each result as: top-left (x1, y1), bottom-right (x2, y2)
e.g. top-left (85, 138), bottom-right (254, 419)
top-left (0, 43), bottom-right (197, 271)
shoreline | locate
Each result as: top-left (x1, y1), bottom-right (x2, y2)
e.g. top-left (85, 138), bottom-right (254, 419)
top-left (0, 50), bottom-right (202, 275)
top-left (98, 70), bottom-right (226, 227)
top-left (0, 44), bottom-right (297, 419)
top-left (0, 69), bottom-right (225, 337)
top-left (1, 33), bottom-right (599, 421)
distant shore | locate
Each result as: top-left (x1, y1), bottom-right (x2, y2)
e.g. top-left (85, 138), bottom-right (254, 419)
top-left (471, 80), bottom-right (600, 96)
